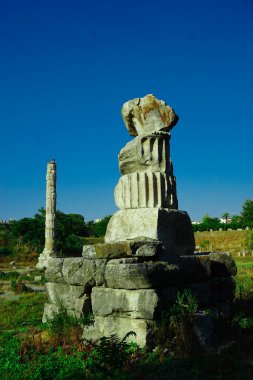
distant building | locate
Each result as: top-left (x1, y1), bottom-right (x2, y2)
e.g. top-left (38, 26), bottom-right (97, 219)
top-left (219, 217), bottom-right (232, 224)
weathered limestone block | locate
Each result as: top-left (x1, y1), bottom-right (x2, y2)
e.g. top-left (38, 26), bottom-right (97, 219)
top-left (135, 240), bottom-right (162, 257)
top-left (217, 303), bottom-right (231, 320)
top-left (105, 208), bottom-right (195, 255)
top-left (187, 283), bottom-right (218, 306)
top-left (89, 240), bottom-right (162, 259)
top-left (82, 245), bottom-right (96, 259)
top-left (93, 242), bottom-right (133, 259)
top-left (121, 94), bottom-right (178, 136)
top-left (210, 277), bottom-right (236, 302)
top-left (178, 255), bottom-right (211, 279)
top-left (91, 284), bottom-right (220, 319)
top-left (115, 172), bottom-right (177, 209)
top-left (62, 258), bottom-right (107, 289)
top-left (192, 312), bottom-right (214, 349)
top-left (43, 303), bottom-right (61, 322)
top-left (45, 257), bottom-right (107, 289)
top-left (119, 134), bottom-right (173, 175)
top-left (91, 287), bottom-right (159, 319)
top-left (62, 258), bottom-right (86, 285)
top-left (105, 258), bottom-right (179, 289)
top-left (105, 256), bottom-right (210, 289)
top-left (45, 258), bottom-right (64, 282)
top-left (209, 252), bottom-right (237, 277)
top-left (45, 282), bottom-right (91, 318)
top-left (83, 315), bottom-right (155, 347)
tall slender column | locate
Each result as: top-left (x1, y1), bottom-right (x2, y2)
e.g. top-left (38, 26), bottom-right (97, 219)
top-left (36, 160), bottom-right (57, 269)
top-left (44, 160), bottom-right (56, 253)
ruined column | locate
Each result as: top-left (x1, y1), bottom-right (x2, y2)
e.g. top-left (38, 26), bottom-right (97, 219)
top-left (42, 95), bottom-right (236, 349)
top-left (105, 94), bottom-right (194, 254)
top-left (36, 160), bottom-right (57, 270)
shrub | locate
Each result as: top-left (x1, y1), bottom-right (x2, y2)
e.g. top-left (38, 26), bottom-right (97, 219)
top-left (84, 332), bottom-right (137, 373)
top-left (169, 289), bottom-right (199, 316)
top-left (167, 290), bottom-right (199, 357)
top-left (232, 313), bottom-right (253, 330)
top-left (48, 312), bottom-right (82, 343)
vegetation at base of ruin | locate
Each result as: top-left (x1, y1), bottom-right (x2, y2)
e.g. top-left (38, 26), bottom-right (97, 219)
top-left (154, 289), bottom-right (200, 357)
top-left (1, 256), bottom-right (253, 379)
top-left (83, 331), bottom-right (137, 373)
top-left (168, 288), bottom-right (199, 316)
top-left (47, 311), bottom-right (94, 341)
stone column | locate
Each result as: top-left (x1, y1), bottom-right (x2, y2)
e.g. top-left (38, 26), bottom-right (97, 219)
top-left (36, 160), bottom-right (57, 270)
top-left (105, 94), bottom-right (195, 255)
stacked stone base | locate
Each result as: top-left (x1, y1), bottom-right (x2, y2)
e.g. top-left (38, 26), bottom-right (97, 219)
top-left (43, 248), bottom-right (237, 348)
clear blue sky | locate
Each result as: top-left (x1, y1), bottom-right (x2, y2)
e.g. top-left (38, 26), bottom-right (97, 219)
top-left (0, 0), bottom-right (253, 222)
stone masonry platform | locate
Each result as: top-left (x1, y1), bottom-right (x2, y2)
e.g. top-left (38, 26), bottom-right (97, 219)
top-left (43, 249), bottom-right (236, 347)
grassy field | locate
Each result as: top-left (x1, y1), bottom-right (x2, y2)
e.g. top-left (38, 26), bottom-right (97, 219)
top-left (195, 230), bottom-right (252, 254)
top-left (0, 255), bottom-right (253, 379)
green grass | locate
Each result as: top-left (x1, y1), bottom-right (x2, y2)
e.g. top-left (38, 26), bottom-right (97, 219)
top-left (0, 293), bottom-right (47, 331)
top-left (235, 257), bottom-right (253, 269)
top-left (0, 271), bottom-right (20, 281)
top-left (234, 257), bottom-right (253, 300)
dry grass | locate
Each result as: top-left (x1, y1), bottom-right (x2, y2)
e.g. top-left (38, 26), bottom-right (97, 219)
top-left (195, 230), bottom-right (252, 254)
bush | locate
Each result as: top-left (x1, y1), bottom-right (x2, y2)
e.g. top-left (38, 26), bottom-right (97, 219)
top-left (162, 290), bottom-right (200, 357)
top-left (232, 313), bottom-right (253, 330)
top-left (169, 289), bottom-right (199, 316)
top-left (84, 332), bottom-right (137, 373)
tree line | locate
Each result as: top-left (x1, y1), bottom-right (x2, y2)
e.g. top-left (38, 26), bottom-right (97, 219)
top-left (192, 199), bottom-right (253, 232)
top-left (1, 199), bottom-right (253, 258)
top-left (0, 208), bottom-right (111, 257)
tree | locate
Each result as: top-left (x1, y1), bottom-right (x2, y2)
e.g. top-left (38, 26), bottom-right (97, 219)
top-left (9, 208), bottom-right (90, 257)
top-left (201, 213), bottom-right (210, 224)
top-left (10, 210), bottom-right (45, 250)
top-left (248, 233), bottom-right (253, 250)
top-left (200, 214), bottom-right (221, 231)
top-left (0, 223), bottom-right (14, 255)
top-left (231, 215), bottom-right (241, 223)
top-left (93, 216), bottom-right (112, 237)
top-left (241, 199), bottom-right (253, 227)
top-left (222, 212), bottom-right (230, 224)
